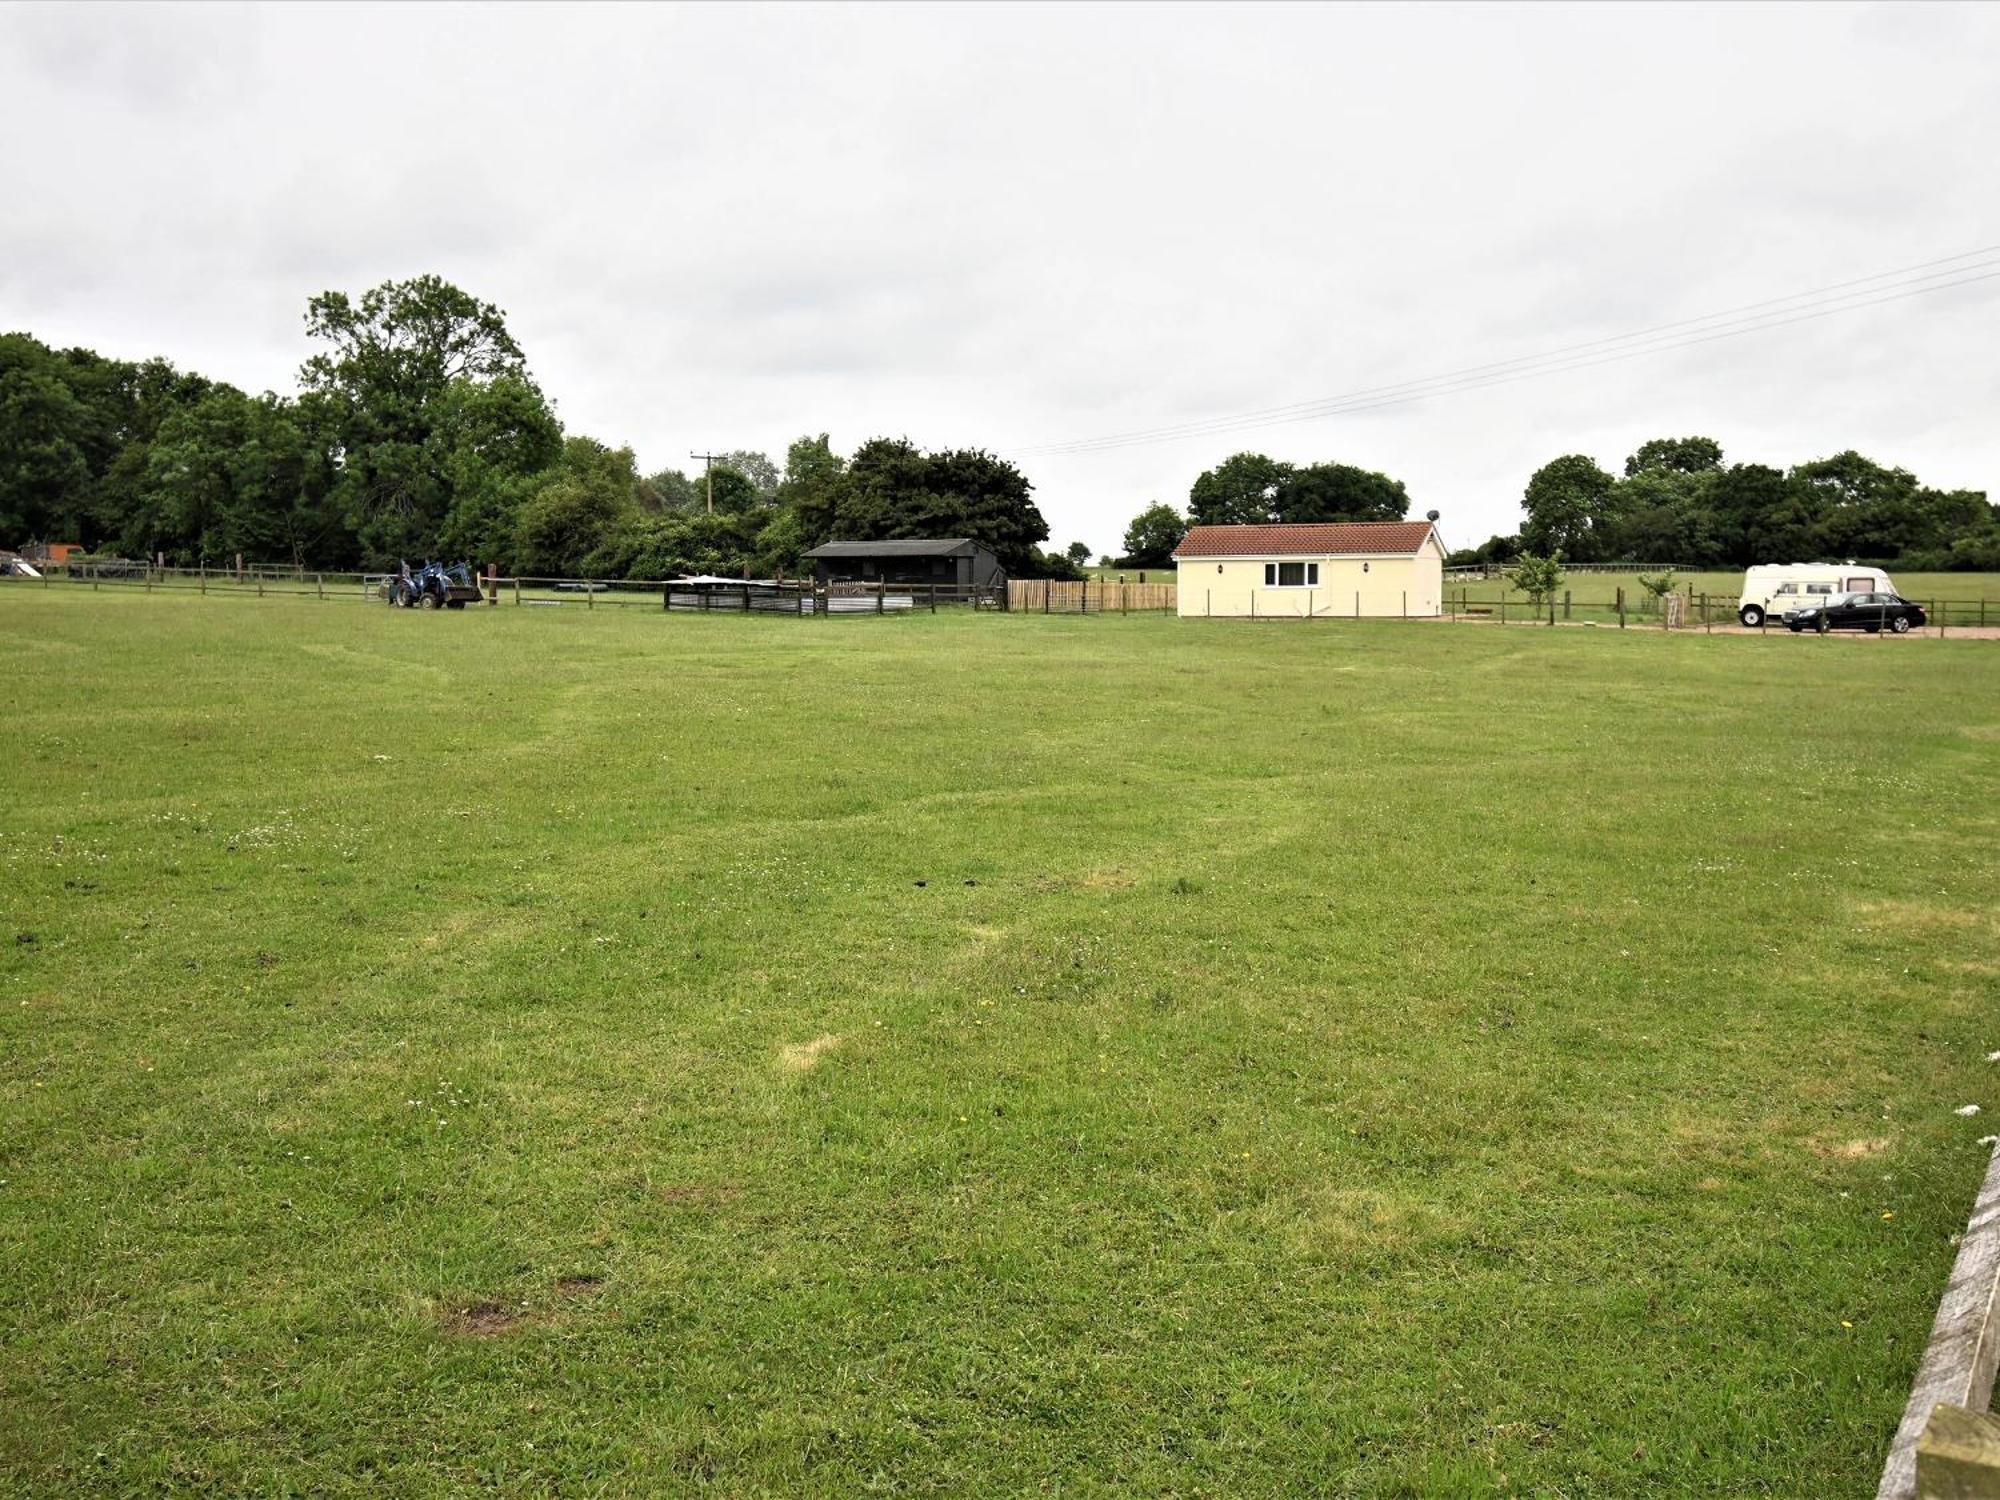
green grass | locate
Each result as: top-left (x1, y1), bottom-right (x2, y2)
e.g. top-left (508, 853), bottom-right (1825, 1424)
top-left (3, 594), bottom-right (1998, 1496)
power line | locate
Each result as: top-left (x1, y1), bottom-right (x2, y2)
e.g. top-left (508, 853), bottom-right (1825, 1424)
top-left (1030, 266), bottom-right (2000, 455)
top-left (1013, 246), bottom-right (2000, 457)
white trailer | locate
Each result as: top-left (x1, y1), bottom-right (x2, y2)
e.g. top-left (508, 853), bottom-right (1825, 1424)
top-left (1737, 563), bottom-right (1894, 628)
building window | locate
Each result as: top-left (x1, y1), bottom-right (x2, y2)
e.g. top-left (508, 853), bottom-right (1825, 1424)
top-left (1263, 562), bottom-right (1319, 587)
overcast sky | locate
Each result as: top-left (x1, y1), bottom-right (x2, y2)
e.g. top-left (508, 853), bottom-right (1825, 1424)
top-left (3, 1), bottom-right (1995, 552)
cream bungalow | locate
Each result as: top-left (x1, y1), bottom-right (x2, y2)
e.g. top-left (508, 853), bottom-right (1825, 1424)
top-left (1172, 520), bottom-right (1447, 618)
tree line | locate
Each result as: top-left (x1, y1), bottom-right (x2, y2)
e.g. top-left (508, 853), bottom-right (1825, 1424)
top-left (0, 276), bottom-right (1083, 579)
top-left (9, 281), bottom-right (1992, 579)
top-left (1100, 438), bottom-right (1995, 572)
top-left (1463, 437), bottom-right (1997, 570)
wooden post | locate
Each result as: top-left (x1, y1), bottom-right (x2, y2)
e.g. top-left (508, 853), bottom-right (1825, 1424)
top-left (663, 584), bottom-right (671, 612)
top-left (929, 583), bottom-right (936, 614)
top-left (586, 580), bottom-right (594, 610)
top-left (235, 552), bottom-right (243, 582)
top-left (1205, 588), bottom-right (1210, 617)
top-left (513, 577), bottom-right (521, 606)
top-left (1353, 591), bottom-right (1359, 619)
top-left (1617, 586), bottom-right (1625, 629)
top-left (1121, 582), bottom-right (1128, 615)
top-left (1043, 580), bottom-right (1049, 615)
top-left (1500, 594), bottom-right (1506, 624)
top-left (1563, 589), bottom-right (1571, 620)
top-left (200, 562), bottom-right (206, 595)
top-left (1402, 590), bottom-right (1407, 619)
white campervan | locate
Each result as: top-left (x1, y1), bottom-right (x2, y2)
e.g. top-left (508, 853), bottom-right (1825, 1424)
top-left (1737, 563), bottom-right (1895, 628)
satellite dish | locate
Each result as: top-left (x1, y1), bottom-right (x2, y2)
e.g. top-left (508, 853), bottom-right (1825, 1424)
top-left (1425, 509), bottom-right (1440, 522)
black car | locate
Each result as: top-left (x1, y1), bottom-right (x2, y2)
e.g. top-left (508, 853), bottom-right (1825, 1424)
top-left (1785, 591), bottom-right (1926, 634)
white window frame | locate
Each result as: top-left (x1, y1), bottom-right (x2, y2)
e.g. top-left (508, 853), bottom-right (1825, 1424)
top-left (1262, 561), bottom-right (1321, 588)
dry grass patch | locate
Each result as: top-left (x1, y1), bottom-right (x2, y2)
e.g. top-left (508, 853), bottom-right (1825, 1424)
top-left (1808, 1135), bottom-right (1895, 1161)
top-left (777, 1034), bottom-right (842, 1072)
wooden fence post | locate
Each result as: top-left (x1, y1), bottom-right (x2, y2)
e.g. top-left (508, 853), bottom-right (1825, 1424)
top-left (513, 577), bottom-right (521, 606)
top-left (1563, 589), bottom-right (1571, 620)
top-left (586, 580), bottom-right (594, 610)
top-left (1353, 591), bottom-right (1359, 619)
top-left (1617, 586), bottom-right (1626, 628)
top-left (1402, 590), bottom-right (1407, 619)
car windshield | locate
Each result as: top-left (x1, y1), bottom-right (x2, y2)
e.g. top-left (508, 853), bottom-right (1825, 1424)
top-left (1826, 592), bottom-right (1866, 607)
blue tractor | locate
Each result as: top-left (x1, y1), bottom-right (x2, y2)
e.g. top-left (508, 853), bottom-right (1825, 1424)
top-left (385, 560), bottom-right (482, 610)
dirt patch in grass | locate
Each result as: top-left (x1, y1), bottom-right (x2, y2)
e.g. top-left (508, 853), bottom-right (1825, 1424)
top-left (556, 1274), bottom-right (605, 1298)
top-left (444, 1301), bottom-right (521, 1338)
top-left (777, 1034), bottom-right (841, 1072)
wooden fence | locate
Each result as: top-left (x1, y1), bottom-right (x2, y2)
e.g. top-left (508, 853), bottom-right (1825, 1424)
top-left (1877, 1145), bottom-right (2000, 1498)
top-left (1007, 579), bottom-right (1177, 614)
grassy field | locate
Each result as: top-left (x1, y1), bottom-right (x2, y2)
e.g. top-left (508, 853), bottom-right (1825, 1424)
top-left (3, 593), bottom-right (1998, 1496)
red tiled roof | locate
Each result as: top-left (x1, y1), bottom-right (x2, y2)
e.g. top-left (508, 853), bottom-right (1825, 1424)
top-left (1172, 521), bottom-right (1437, 559)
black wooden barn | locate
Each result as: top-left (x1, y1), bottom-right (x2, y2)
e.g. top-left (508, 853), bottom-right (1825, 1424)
top-left (801, 538), bottom-right (1006, 589)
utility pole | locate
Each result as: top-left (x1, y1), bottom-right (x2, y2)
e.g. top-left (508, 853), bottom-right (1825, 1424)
top-left (690, 451), bottom-right (723, 515)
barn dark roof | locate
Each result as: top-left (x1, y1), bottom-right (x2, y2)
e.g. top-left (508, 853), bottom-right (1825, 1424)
top-left (802, 538), bottom-right (982, 558)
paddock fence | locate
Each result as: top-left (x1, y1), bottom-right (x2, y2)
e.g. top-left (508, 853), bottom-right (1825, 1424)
top-left (1445, 585), bottom-right (2000, 631)
top-left (2, 562), bottom-right (1008, 617)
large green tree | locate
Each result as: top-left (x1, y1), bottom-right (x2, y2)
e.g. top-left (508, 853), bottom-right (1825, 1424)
top-left (1187, 452), bottom-right (1288, 526)
top-left (1121, 502), bottom-right (1186, 567)
top-left (1273, 461), bottom-right (1409, 524)
top-left (301, 275), bottom-right (558, 564)
top-left (1624, 436), bottom-right (1724, 477)
top-left (1521, 454), bottom-right (1618, 560)
top-left (839, 439), bottom-right (1048, 571)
